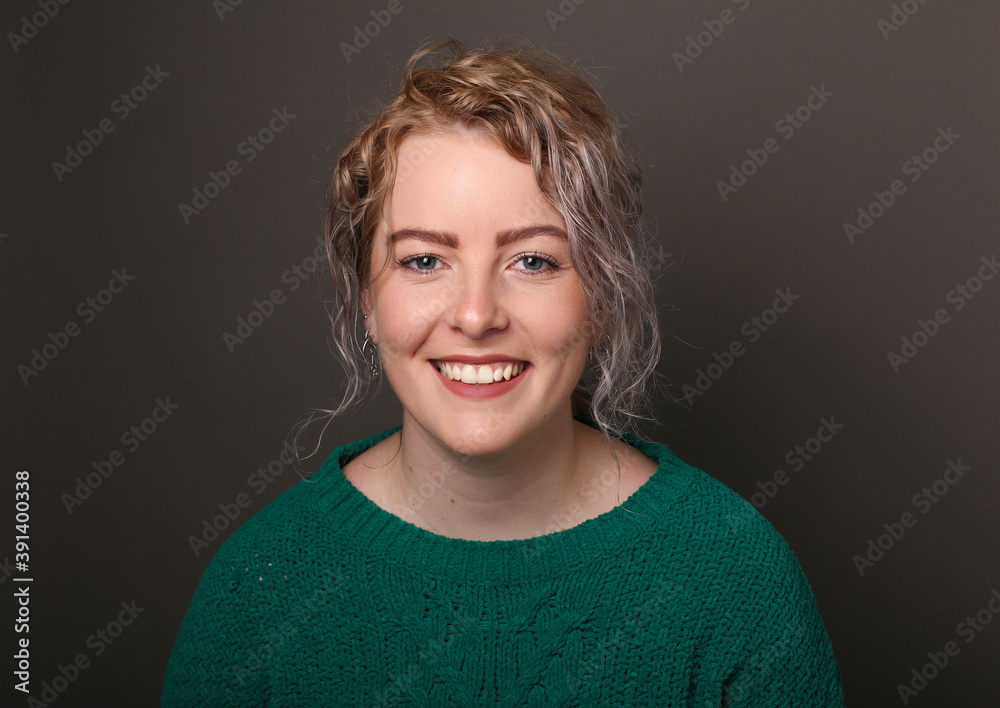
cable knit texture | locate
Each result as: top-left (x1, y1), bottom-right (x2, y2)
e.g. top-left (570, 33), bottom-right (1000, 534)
top-left (162, 421), bottom-right (845, 706)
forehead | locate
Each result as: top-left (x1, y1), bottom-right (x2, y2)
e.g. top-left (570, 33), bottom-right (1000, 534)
top-left (383, 126), bottom-right (563, 231)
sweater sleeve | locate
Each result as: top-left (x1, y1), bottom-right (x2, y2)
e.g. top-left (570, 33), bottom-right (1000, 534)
top-left (160, 529), bottom-right (270, 707)
top-left (718, 499), bottom-right (845, 707)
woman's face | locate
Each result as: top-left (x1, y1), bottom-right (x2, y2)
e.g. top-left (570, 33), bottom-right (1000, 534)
top-left (363, 125), bottom-right (593, 458)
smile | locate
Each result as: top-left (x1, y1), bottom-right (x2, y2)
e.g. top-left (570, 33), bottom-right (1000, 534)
top-left (432, 360), bottom-right (528, 385)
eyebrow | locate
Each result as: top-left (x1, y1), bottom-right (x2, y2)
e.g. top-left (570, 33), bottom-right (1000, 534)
top-left (388, 224), bottom-right (567, 249)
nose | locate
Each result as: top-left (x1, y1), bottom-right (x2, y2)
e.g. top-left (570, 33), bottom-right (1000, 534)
top-left (446, 271), bottom-right (508, 338)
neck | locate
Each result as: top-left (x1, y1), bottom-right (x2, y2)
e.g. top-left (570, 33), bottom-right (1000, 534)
top-left (389, 410), bottom-right (590, 541)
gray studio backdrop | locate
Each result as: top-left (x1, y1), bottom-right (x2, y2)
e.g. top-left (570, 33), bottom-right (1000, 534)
top-left (3, 1), bottom-right (997, 705)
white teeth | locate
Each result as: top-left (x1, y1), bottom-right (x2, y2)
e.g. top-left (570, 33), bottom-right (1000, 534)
top-left (436, 361), bottom-right (526, 385)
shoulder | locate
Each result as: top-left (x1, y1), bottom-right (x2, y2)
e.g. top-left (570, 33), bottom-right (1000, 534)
top-left (620, 429), bottom-right (806, 580)
top-left (184, 428), bottom-right (410, 590)
top-left (164, 433), bottom-right (391, 703)
top-left (577, 419), bottom-right (802, 581)
top-left (201, 428), bottom-right (398, 578)
top-left (628, 441), bottom-right (843, 693)
top-left (189, 478), bottom-right (327, 606)
top-left (669, 469), bottom-right (844, 703)
top-left (640, 443), bottom-right (838, 660)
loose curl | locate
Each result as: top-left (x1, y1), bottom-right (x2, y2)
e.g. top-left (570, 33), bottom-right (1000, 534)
top-left (305, 37), bottom-right (661, 451)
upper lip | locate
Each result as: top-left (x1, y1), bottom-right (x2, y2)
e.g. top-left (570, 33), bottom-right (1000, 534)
top-left (432, 354), bottom-right (527, 365)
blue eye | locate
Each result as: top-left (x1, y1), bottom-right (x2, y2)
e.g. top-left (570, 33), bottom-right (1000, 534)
top-left (398, 254), bottom-right (441, 273)
top-left (512, 252), bottom-right (558, 275)
top-left (397, 252), bottom-right (559, 276)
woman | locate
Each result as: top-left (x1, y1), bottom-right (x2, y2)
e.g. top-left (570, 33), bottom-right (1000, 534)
top-left (162, 39), bottom-right (845, 706)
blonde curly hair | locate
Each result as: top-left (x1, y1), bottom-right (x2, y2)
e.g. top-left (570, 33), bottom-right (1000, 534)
top-left (319, 38), bottom-right (660, 442)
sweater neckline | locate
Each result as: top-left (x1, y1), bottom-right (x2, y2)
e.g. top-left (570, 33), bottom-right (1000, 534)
top-left (316, 417), bottom-right (696, 584)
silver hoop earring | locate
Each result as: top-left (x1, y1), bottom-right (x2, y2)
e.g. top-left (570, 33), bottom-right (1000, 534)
top-left (363, 315), bottom-right (380, 383)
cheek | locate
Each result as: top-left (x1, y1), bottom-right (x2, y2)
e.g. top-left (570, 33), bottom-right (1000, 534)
top-left (375, 285), bottom-right (451, 357)
top-left (532, 294), bottom-right (593, 369)
top-left (556, 319), bottom-right (594, 369)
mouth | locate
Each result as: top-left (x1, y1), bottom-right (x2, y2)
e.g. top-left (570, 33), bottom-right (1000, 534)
top-left (431, 360), bottom-right (529, 385)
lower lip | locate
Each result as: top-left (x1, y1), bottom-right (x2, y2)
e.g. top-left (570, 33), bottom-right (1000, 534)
top-left (432, 362), bottom-right (530, 399)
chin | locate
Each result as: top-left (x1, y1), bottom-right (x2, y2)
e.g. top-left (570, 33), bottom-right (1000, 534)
top-left (445, 434), bottom-right (509, 459)
top-left (439, 424), bottom-right (519, 459)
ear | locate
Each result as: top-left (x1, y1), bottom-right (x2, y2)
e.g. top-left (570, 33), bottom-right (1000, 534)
top-left (360, 288), bottom-right (376, 342)
top-left (586, 317), bottom-right (601, 348)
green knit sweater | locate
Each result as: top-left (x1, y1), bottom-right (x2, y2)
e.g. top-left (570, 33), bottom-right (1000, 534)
top-left (162, 423), bottom-right (845, 706)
